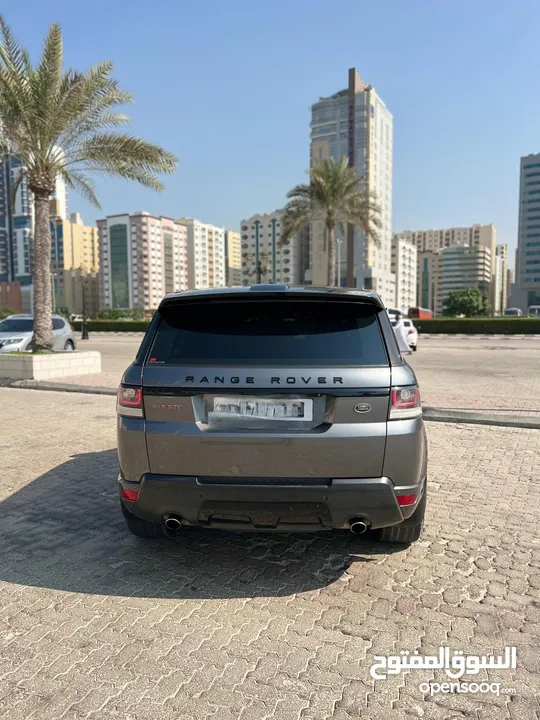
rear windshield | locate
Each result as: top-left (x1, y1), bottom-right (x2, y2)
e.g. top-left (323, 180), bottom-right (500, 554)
top-left (148, 300), bottom-right (388, 367)
top-left (0, 318), bottom-right (32, 332)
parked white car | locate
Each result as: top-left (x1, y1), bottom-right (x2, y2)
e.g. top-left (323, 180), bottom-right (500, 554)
top-left (403, 319), bottom-right (418, 351)
top-left (390, 317), bottom-right (418, 351)
top-left (0, 314), bottom-right (77, 353)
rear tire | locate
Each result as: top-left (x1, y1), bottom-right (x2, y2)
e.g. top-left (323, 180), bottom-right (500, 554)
top-left (64, 340), bottom-right (75, 351)
top-left (412, 345), bottom-right (417, 352)
top-left (121, 502), bottom-right (165, 538)
top-left (373, 484), bottom-right (426, 544)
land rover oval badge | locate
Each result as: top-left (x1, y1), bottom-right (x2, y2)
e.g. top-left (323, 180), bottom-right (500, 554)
top-left (354, 403), bottom-right (371, 414)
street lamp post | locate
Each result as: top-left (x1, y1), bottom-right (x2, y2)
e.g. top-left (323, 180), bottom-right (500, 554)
top-left (81, 276), bottom-right (89, 340)
top-left (336, 238), bottom-right (343, 287)
top-left (254, 220), bottom-right (261, 282)
top-left (51, 272), bottom-right (57, 312)
top-left (244, 252), bottom-right (269, 285)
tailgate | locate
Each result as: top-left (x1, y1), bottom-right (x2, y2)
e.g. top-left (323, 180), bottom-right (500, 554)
top-left (142, 297), bottom-right (391, 479)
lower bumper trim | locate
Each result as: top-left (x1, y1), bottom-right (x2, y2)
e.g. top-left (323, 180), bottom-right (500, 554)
top-left (120, 474), bottom-right (424, 530)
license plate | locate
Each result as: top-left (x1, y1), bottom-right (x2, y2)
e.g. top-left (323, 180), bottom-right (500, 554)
top-left (209, 396), bottom-right (313, 421)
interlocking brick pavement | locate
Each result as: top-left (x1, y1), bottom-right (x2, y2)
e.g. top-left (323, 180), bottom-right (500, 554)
top-left (0, 388), bottom-right (539, 719)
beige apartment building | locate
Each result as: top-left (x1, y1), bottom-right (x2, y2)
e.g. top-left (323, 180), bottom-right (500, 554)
top-left (180, 218), bottom-right (226, 290)
top-left (225, 230), bottom-right (242, 286)
top-left (54, 268), bottom-right (100, 317)
top-left (98, 212), bottom-right (189, 311)
top-left (309, 68), bottom-right (395, 303)
top-left (51, 212), bottom-right (99, 274)
top-left (50, 212), bottom-right (100, 315)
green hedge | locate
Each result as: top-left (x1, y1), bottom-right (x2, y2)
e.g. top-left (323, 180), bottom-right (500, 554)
top-left (415, 318), bottom-right (540, 334)
top-left (71, 320), bottom-right (150, 332)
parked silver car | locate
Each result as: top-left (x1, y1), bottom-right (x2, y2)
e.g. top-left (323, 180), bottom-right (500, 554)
top-left (0, 314), bottom-right (77, 353)
top-left (117, 286), bottom-right (428, 544)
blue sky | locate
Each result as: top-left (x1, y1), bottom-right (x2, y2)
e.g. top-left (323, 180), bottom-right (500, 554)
top-left (6, 0), bottom-right (540, 267)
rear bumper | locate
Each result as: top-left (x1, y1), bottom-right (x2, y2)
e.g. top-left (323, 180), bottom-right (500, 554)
top-left (119, 474), bottom-right (425, 531)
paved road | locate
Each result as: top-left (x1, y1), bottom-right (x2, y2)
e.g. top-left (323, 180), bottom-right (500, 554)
top-left (1, 387), bottom-right (539, 719)
top-left (59, 335), bottom-right (540, 414)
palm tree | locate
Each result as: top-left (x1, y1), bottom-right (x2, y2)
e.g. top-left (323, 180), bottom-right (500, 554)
top-left (281, 157), bottom-right (381, 287)
top-left (0, 18), bottom-right (177, 350)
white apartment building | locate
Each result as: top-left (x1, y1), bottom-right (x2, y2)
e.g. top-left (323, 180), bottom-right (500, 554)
top-left (98, 212), bottom-right (188, 310)
top-left (240, 211), bottom-right (308, 285)
top-left (398, 224), bottom-right (496, 257)
top-left (309, 68), bottom-right (395, 303)
top-left (391, 235), bottom-right (417, 312)
top-left (181, 218), bottom-right (226, 290)
top-left (399, 224), bottom-right (498, 309)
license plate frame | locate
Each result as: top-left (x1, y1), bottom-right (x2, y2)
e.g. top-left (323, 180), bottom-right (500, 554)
top-left (209, 396), bottom-right (314, 422)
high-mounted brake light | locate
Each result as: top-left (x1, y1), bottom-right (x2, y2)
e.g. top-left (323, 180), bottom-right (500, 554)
top-left (117, 386), bottom-right (144, 417)
top-left (389, 386), bottom-right (421, 419)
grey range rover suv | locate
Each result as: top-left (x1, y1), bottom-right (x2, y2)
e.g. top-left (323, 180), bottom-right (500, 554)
top-left (117, 285), bottom-right (427, 544)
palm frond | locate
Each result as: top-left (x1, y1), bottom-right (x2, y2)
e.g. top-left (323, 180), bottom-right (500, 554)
top-left (35, 23), bottom-right (63, 125)
top-left (69, 133), bottom-right (176, 187)
top-left (60, 168), bottom-right (100, 208)
top-left (0, 16), bottom-right (27, 76)
top-left (286, 183), bottom-right (311, 201)
top-left (281, 194), bottom-right (310, 237)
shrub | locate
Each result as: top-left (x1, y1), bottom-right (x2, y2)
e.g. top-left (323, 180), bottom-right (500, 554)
top-left (415, 318), bottom-right (540, 334)
top-left (71, 320), bottom-right (150, 332)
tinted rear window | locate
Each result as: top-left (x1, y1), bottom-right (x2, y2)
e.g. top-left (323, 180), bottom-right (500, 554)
top-left (148, 300), bottom-right (388, 367)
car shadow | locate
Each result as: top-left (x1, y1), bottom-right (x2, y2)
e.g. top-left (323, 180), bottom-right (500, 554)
top-left (0, 450), bottom-right (406, 599)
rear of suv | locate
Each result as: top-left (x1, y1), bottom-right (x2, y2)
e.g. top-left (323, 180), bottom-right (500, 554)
top-left (117, 285), bottom-right (427, 544)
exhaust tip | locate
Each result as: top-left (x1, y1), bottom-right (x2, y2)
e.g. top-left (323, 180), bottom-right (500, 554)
top-left (163, 515), bottom-right (183, 533)
top-left (349, 518), bottom-right (369, 535)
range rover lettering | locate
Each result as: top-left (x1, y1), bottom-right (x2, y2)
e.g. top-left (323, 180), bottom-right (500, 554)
top-left (117, 284), bottom-right (427, 544)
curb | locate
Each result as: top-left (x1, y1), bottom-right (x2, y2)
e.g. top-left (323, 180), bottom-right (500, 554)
top-left (2, 379), bottom-right (117, 396)
top-left (80, 332), bottom-right (540, 339)
top-left (422, 407), bottom-right (540, 430)
top-left (2, 379), bottom-right (539, 430)
top-left (420, 334), bottom-right (540, 340)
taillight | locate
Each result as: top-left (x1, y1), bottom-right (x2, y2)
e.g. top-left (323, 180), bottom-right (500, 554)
top-left (389, 386), bottom-right (421, 420)
top-left (407, 328), bottom-right (414, 335)
top-left (120, 488), bottom-right (138, 501)
top-left (397, 494), bottom-right (417, 506)
top-left (117, 386), bottom-right (144, 418)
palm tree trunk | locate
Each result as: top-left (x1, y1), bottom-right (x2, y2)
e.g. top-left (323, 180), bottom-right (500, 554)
top-left (327, 225), bottom-right (336, 286)
top-left (31, 190), bottom-right (54, 350)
